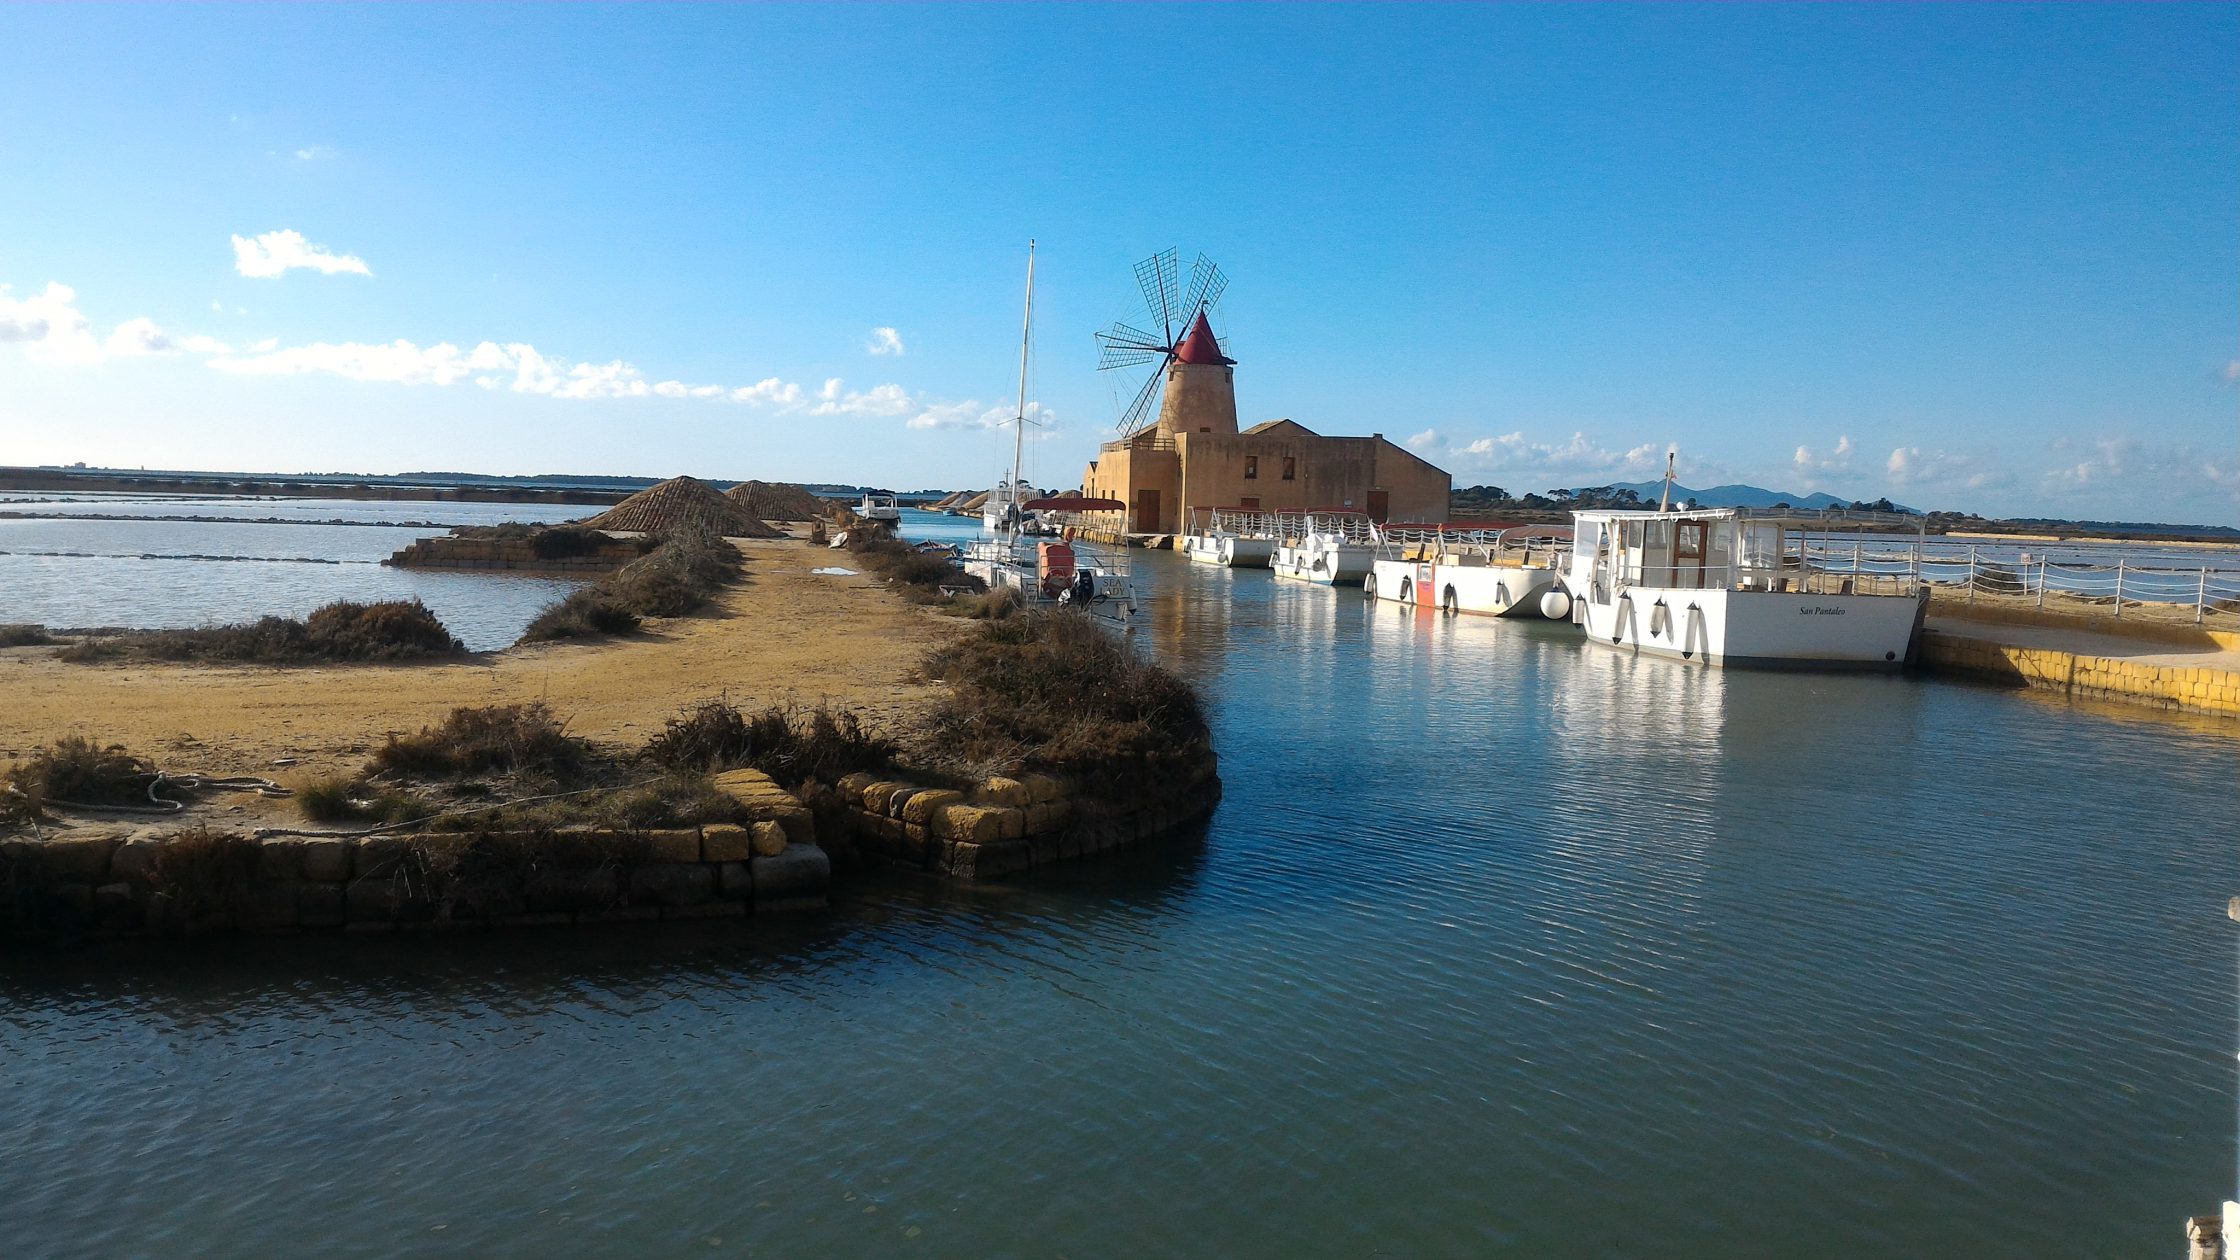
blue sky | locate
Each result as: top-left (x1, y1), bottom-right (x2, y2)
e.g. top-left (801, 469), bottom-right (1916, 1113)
top-left (1, 4), bottom-right (2233, 522)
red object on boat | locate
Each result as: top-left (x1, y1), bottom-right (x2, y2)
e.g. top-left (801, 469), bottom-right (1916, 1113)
top-left (1023, 496), bottom-right (1126, 512)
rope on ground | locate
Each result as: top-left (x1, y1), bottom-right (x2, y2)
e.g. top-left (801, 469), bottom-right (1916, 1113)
top-left (20, 770), bottom-right (292, 816)
top-left (248, 780), bottom-right (661, 840)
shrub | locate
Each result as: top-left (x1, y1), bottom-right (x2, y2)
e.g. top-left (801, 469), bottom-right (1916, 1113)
top-left (637, 698), bottom-right (891, 787)
top-left (529, 526), bottom-right (610, 559)
top-left (55, 600), bottom-right (463, 664)
top-left (514, 528), bottom-right (740, 645)
top-left (521, 589), bottom-right (641, 641)
top-left (370, 703), bottom-right (595, 783)
top-left (640, 699), bottom-right (778, 771)
top-left (302, 599), bottom-right (464, 659)
top-left (844, 533), bottom-right (983, 605)
top-left (295, 776), bottom-right (428, 825)
top-left (919, 609), bottom-right (1207, 793)
top-left (0, 624), bottom-right (55, 647)
top-left (5, 737), bottom-right (152, 809)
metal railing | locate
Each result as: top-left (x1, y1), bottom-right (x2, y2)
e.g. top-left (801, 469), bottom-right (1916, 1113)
top-left (1800, 540), bottom-right (2240, 624)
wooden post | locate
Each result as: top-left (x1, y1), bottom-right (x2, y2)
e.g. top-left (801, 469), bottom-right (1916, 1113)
top-left (2115, 559), bottom-right (2125, 618)
top-left (1967, 545), bottom-right (1977, 604)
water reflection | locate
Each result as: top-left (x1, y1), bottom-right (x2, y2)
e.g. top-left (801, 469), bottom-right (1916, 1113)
top-left (1, 509), bottom-right (2234, 1258)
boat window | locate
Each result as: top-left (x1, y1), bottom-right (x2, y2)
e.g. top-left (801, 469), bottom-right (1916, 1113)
top-left (1245, 456), bottom-right (1258, 480)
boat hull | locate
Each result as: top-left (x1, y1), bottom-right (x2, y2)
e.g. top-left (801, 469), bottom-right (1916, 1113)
top-left (1367, 560), bottom-right (1558, 617)
top-left (1183, 535), bottom-right (1275, 568)
top-left (1572, 585), bottom-right (1927, 669)
top-left (1272, 541), bottom-right (1375, 584)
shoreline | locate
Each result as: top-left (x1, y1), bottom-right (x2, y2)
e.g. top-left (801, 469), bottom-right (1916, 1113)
top-left (0, 537), bottom-right (954, 830)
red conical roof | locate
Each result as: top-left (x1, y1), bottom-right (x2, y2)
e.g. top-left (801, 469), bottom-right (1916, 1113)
top-left (1173, 310), bottom-right (1232, 365)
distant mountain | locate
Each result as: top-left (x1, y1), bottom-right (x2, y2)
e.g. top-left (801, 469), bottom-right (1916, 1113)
top-left (1603, 481), bottom-right (1866, 511)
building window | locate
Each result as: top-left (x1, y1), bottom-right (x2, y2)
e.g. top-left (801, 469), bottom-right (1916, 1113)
top-left (1240, 496), bottom-right (1260, 511)
top-left (1244, 456), bottom-right (1258, 480)
top-left (1282, 457), bottom-right (1296, 481)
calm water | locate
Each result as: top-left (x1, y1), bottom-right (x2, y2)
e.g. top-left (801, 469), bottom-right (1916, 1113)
top-left (0, 498), bottom-right (604, 650)
top-left (4, 510), bottom-right (2238, 1257)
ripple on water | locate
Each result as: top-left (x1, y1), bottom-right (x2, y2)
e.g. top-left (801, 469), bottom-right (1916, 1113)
top-left (2, 529), bottom-right (2237, 1258)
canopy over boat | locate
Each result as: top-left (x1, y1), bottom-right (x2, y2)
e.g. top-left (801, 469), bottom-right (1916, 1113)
top-left (1024, 496), bottom-right (1126, 512)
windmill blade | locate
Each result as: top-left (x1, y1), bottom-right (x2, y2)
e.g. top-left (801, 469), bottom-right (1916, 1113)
top-left (1116, 355), bottom-right (1168, 433)
top-left (1095, 320), bottom-right (1167, 370)
top-left (1181, 255), bottom-right (1227, 320)
top-left (1098, 344), bottom-right (1159, 371)
top-left (1134, 249), bottom-right (1179, 339)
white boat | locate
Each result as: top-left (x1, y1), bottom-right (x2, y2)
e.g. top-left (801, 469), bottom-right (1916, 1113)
top-left (962, 528), bottom-right (1138, 622)
top-left (1270, 512), bottom-right (1377, 584)
top-left (1364, 524), bottom-right (1567, 617)
top-left (1181, 509), bottom-right (1276, 568)
top-left (953, 241), bottom-right (1137, 622)
top-left (856, 492), bottom-right (901, 524)
top-left (1560, 507), bottom-right (1930, 669)
top-left (981, 477), bottom-right (1052, 535)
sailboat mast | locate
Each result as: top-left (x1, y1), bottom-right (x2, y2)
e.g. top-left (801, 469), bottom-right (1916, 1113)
top-left (1010, 240), bottom-right (1036, 499)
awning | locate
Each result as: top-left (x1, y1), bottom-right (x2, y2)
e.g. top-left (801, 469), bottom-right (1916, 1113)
top-left (1023, 496), bottom-right (1126, 512)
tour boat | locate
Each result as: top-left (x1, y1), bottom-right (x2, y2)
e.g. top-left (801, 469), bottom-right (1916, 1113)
top-left (1364, 524), bottom-right (1568, 617)
top-left (1559, 507), bottom-right (1930, 669)
top-left (1270, 511), bottom-right (1377, 584)
top-left (856, 491), bottom-right (902, 524)
top-left (1181, 508), bottom-right (1276, 568)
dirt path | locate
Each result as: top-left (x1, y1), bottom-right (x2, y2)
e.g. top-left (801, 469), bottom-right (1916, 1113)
top-left (0, 539), bottom-right (955, 802)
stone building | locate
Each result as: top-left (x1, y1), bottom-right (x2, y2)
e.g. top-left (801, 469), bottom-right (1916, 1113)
top-left (1080, 312), bottom-right (1450, 534)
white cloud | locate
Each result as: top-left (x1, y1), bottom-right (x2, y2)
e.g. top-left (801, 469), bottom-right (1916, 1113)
top-left (231, 229), bottom-right (372, 279)
top-left (867, 326), bottom-right (904, 356)
top-left (6, 274), bottom-right (972, 426)
top-left (0, 282), bottom-right (101, 363)
top-left (908, 400), bottom-right (1055, 432)
top-left (102, 317), bottom-right (230, 358)
top-left (2042, 437), bottom-right (2236, 502)
top-left (732, 377), bottom-right (804, 406)
top-left (293, 145), bottom-right (338, 162)
top-left (1447, 430), bottom-right (1668, 480)
top-left (1405, 428), bottom-right (1441, 451)
top-left (2223, 360), bottom-right (2240, 385)
top-left (1793, 434), bottom-right (1852, 473)
top-left (806, 378), bottom-right (914, 417)
top-left (1885, 445), bottom-right (2003, 492)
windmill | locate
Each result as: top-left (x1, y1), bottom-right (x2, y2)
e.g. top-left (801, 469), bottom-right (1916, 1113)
top-left (1094, 249), bottom-right (1230, 436)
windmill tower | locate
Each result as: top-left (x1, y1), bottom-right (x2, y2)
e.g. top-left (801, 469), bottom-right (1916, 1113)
top-left (1095, 250), bottom-right (1236, 439)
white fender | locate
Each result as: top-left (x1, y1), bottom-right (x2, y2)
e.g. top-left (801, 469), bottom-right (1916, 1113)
top-left (1539, 588), bottom-right (1571, 620)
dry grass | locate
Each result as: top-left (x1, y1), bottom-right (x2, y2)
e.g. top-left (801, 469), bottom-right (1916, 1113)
top-left (370, 703), bottom-right (596, 784)
top-left (58, 599), bottom-right (464, 664)
top-left (148, 826), bottom-right (263, 930)
top-left (521, 589), bottom-right (642, 641)
top-left (918, 608), bottom-right (1208, 793)
top-left (4, 736), bottom-right (152, 812)
top-left (518, 528), bottom-right (741, 643)
top-left (639, 698), bottom-right (895, 788)
top-left (0, 624), bottom-right (55, 648)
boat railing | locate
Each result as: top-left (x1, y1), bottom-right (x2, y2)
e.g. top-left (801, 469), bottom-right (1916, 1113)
top-left (1372, 524), bottom-right (1573, 567)
top-left (1606, 557), bottom-right (1925, 597)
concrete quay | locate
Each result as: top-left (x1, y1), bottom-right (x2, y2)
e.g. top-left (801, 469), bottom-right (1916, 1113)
top-left (1919, 609), bottom-right (2240, 720)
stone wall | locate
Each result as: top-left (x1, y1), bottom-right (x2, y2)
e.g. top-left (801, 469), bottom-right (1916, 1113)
top-left (827, 754), bottom-right (1222, 880)
top-left (1, 770), bottom-right (831, 940)
top-left (1919, 630), bottom-right (2240, 719)
top-left (385, 534), bottom-right (643, 572)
